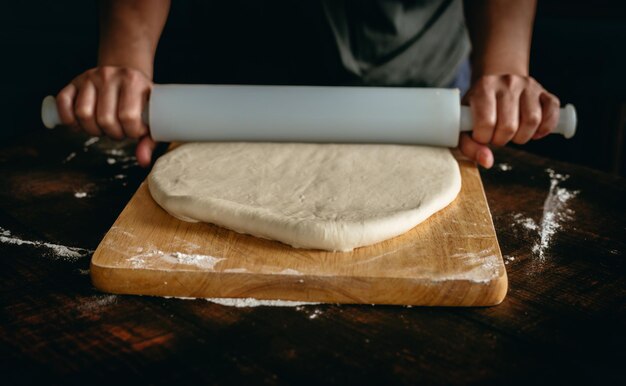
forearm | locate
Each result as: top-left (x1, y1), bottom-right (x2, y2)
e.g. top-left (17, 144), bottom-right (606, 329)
top-left (97, 0), bottom-right (170, 78)
top-left (464, 0), bottom-right (536, 80)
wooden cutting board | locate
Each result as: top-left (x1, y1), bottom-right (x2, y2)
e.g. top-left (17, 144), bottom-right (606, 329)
top-left (91, 154), bottom-right (507, 306)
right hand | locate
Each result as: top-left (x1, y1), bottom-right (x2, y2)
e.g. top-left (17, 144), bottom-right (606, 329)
top-left (56, 66), bottom-right (156, 167)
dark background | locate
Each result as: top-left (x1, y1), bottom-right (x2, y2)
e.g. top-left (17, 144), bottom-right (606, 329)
top-left (2, 1), bottom-right (625, 175)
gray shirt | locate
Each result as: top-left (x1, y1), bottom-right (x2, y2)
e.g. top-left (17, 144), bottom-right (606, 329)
top-left (323, 0), bottom-right (471, 87)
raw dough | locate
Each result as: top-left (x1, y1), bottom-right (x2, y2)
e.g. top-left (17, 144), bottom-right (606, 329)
top-left (148, 143), bottom-right (461, 251)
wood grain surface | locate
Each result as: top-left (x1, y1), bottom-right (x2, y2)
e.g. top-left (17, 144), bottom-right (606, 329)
top-left (91, 152), bottom-right (506, 306)
top-left (1, 128), bottom-right (624, 385)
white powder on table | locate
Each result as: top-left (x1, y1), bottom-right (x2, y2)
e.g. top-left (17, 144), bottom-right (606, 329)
top-left (206, 297), bottom-right (319, 308)
top-left (63, 152), bottom-right (76, 163)
top-left (0, 227), bottom-right (93, 261)
top-left (74, 191), bottom-right (87, 198)
top-left (83, 137), bottom-right (100, 147)
top-left (531, 169), bottom-right (579, 259)
top-left (511, 168), bottom-right (579, 260)
top-left (163, 295), bottom-right (319, 308)
top-left (496, 163), bottom-right (513, 171)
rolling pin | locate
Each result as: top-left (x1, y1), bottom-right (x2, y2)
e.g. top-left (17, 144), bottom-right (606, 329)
top-left (41, 84), bottom-right (577, 147)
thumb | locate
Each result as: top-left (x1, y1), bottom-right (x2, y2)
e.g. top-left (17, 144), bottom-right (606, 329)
top-left (135, 135), bottom-right (157, 168)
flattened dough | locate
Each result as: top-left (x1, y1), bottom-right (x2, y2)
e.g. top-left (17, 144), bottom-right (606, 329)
top-left (148, 143), bottom-right (461, 251)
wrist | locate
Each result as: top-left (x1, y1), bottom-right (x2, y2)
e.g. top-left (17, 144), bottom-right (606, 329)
top-left (98, 46), bottom-right (155, 79)
top-left (471, 56), bottom-right (529, 81)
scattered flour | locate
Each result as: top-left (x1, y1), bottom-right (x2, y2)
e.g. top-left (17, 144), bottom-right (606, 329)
top-left (77, 294), bottom-right (117, 313)
top-left (63, 152), bottom-right (76, 163)
top-left (0, 227), bottom-right (93, 261)
top-left (511, 168), bottom-right (579, 260)
top-left (106, 149), bottom-right (126, 157)
top-left (162, 295), bottom-right (319, 308)
top-left (513, 213), bottom-right (539, 231)
top-left (504, 255), bottom-right (516, 265)
top-left (83, 137), bottom-right (100, 147)
top-left (206, 297), bottom-right (319, 308)
top-left (223, 267), bottom-right (249, 273)
top-left (439, 248), bottom-right (501, 283)
top-left (106, 157), bottom-right (117, 165)
top-left (74, 191), bottom-right (87, 198)
top-left (531, 169), bottom-right (579, 259)
top-left (308, 308), bottom-right (323, 319)
top-left (128, 249), bottom-right (225, 270)
top-left (496, 163), bottom-right (513, 171)
top-left (278, 268), bottom-right (303, 276)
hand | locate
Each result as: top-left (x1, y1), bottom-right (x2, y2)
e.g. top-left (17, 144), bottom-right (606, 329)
top-left (460, 74), bottom-right (561, 168)
top-left (56, 66), bottom-right (157, 167)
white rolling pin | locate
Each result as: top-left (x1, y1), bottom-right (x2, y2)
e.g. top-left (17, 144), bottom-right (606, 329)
top-left (41, 84), bottom-right (577, 147)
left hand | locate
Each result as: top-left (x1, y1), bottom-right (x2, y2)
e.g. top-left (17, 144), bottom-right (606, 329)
top-left (459, 74), bottom-right (561, 168)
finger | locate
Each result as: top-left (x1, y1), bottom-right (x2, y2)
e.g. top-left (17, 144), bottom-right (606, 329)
top-left (74, 82), bottom-right (101, 136)
top-left (118, 80), bottom-right (149, 139)
top-left (459, 133), bottom-right (494, 169)
top-left (513, 89), bottom-right (542, 144)
top-left (534, 92), bottom-right (561, 139)
top-left (469, 89), bottom-right (497, 145)
top-left (136, 135), bottom-right (157, 168)
top-left (491, 91), bottom-right (520, 147)
top-left (96, 80), bottom-right (124, 140)
top-left (56, 83), bottom-right (79, 130)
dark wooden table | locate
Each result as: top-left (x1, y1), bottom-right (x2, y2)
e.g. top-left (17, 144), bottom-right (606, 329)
top-left (1, 128), bottom-right (624, 385)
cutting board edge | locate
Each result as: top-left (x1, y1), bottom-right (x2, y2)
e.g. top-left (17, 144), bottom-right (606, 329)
top-left (90, 261), bottom-right (508, 307)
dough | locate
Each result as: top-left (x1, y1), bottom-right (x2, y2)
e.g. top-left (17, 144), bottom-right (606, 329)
top-left (148, 143), bottom-right (461, 252)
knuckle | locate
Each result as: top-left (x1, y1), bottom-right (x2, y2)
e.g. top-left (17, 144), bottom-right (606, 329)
top-left (57, 92), bottom-right (73, 107)
top-left (477, 114), bottom-right (496, 129)
top-left (502, 125), bottom-right (517, 135)
top-left (118, 109), bottom-right (141, 125)
top-left (526, 112), bottom-right (541, 126)
top-left (75, 107), bottom-right (93, 120)
top-left (123, 68), bottom-right (140, 82)
top-left (491, 136), bottom-right (508, 146)
top-left (96, 112), bottom-right (116, 129)
top-left (512, 135), bottom-right (529, 145)
top-left (98, 66), bottom-right (116, 78)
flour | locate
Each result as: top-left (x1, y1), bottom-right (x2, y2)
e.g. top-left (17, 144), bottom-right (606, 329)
top-left (504, 255), bottom-right (516, 265)
top-left (106, 149), bottom-right (126, 157)
top-left (164, 295), bottom-right (319, 308)
top-left (128, 249), bottom-right (225, 270)
top-left (0, 227), bottom-right (93, 261)
top-left (74, 191), bottom-right (87, 198)
top-left (511, 168), bottom-right (579, 260)
top-left (496, 163), bottom-right (513, 171)
top-left (437, 248), bottom-right (501, 283)
top-left (205, 297), bottom-right (319, 308)
top-left (223, 268), bottom-right (249, 273)
top-left (278, 268), bottom-right (303, 276)
top-left (531, 169), bottom-right (579, 259)
top-left (513, 213), bottom-right (538, 231)
top-left (106, 157), bottom-right (116, 165)
top-left (83, 137), bottom-right (100, 147)
top-left (63, 152), bottom-right (76, 163)
top-left (77, 294), bottom-right (117, 313)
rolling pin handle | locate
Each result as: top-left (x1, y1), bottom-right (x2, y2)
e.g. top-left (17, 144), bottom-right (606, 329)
top-left (459, 104), bottom-right (577, 139)
top-left (41, 95), bottom-right (150, 129)
top-left (41, 95), bottom-right (61, 129)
